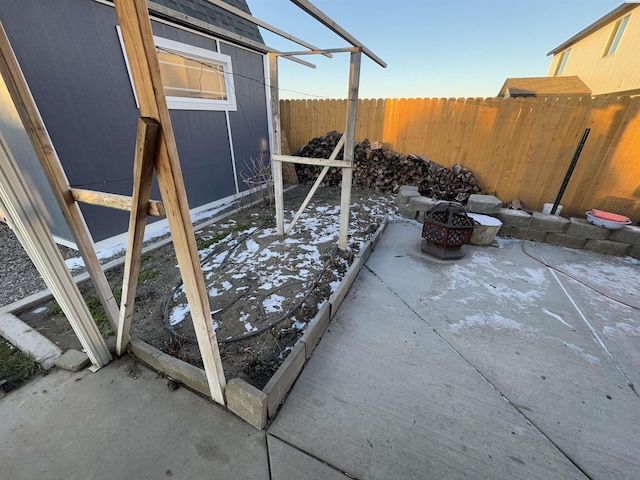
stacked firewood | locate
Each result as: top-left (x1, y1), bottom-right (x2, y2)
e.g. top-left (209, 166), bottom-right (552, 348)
top-left (295, 131), bottom-right (481, 202)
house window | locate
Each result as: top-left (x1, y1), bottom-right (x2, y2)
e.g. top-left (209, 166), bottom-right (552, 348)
top-left (554, 48), bottom-right (571, 76)
top-left (118, 27), bottom-right (237, 111)
top-left (603, 14), bottom-right (630, 57)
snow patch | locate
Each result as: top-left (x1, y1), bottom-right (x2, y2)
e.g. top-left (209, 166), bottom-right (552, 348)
top-left (542, 308), bottom-right (573, 328)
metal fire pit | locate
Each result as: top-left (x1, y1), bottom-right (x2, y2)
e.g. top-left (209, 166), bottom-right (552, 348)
top-left (421, 201), bottom-right (475, 259)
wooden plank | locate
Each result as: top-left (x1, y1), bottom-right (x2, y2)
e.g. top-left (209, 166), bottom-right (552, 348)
top-left (115, 117), bottom-right (161, 356)
top-left (114, 0), bottom-right (225, 404)
top-left (339, 50), bottom-right (361, 251)
top-left (70, 188), bottom-right (165, 217)
top-left (0, 133), bottom-right (111, 368)
top-left (269, 53), bottom-right (285, 236)
top-left (290, 0), bottom-right (386, 68)
top-left (571, 95), bottom-right (632, 216)
top-left (273, 154), bottom-right (351, 168)
top-left (0, 20), bottom-right (120, 332)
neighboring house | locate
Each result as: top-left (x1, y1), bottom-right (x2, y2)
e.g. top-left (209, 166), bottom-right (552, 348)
top-left (0, 0), bottom-right (271, 245)
top-left (498, 76), bottom-right (591, 98)
top-left (547, 2), bottom-right (640, 96)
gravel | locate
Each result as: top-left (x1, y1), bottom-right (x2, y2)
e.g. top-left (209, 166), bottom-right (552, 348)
top-left (0, 222), bottom-right (80, 307)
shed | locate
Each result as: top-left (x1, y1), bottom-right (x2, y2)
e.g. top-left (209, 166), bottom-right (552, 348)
top-left (498, 76), bottom-right (592, 98)
top-left (0, 0), bottom-right (271, 246)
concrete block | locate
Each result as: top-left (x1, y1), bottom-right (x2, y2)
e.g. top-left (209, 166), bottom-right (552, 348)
top-left (55, 349), bottom-right (90, 372)
top-left (301, 302), bottom-right (331, 359)
top-left (629, 244), bottom-right (640, 259)
top-left (409, 195), bottom-right (438, 213)
top-left (546, 233), bottom-right (587, 249)
top-left (329, 254), bottom-right (365, 318)
top-left (128, 338), bottom-right (209, 396)
top-left (566, 218), bottom-right (610, 240)
top-left (608, 225), bottom-right (640, 245)
top-left (264, 342), bottom-right (305, 418)
top-left (397, 204), bottom-right (417, 220)
top-left (0, 312), bottom-right (61, 370)
top-left (584, 239), bottom-right (631, 256)
top-left (498, 226), bottom-right (546, 242)
top-left (226, 378), bottom-right (267, 430)
top-left (497, 225), bottom-right (522, 239)
top-left (395, 186), bottom-right (420, 206)
top-left (409, 196), bottom-right (439, 222)
top-left (530, 212), bottom-right (569, 233)
top-left (466, 194), bottom-right (502, 215)
top-left (497, 208), bottom-right (532, 228)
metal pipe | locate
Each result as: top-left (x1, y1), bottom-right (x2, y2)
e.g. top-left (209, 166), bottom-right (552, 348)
top-left (551, 128), bottom-right (590, 215)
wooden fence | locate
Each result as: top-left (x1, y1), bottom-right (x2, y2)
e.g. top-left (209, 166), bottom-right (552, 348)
top-left (280, 96), bottom-right (640, 222)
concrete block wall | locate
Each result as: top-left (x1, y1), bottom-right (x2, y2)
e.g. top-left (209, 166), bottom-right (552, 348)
top-left (495, 209), bottom-right (639, 258)
top-left (395, 188), bottom-right (640, 259)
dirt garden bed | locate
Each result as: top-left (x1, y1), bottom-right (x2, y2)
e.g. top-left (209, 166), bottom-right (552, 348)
top-left (17, 186), bottom-right (396, 390)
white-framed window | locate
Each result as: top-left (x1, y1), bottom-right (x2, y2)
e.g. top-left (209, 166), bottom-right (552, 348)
top-left (118, 27), bottom-right (237, 111)
top-left (602, 14), bottom-right (630, 57)
top-left (554, 48), bottom-right (571, 76)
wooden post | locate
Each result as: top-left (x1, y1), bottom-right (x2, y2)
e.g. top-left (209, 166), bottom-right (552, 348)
top-left (114, 0), bottom-right (225, 404)
top-left (0, 20), bottom-right (120, 332)
top-left (338, 50), bottom-right (362, 251)
top-left (269, 52), bottom-right (285, 236)
top-left (116, 117), bottom-right (160, 356)
top-left (0, 133), bottom-right (111, 368)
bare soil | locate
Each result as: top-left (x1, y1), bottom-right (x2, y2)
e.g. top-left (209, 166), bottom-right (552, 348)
top-left (18, 186), bottom-right (395, 390)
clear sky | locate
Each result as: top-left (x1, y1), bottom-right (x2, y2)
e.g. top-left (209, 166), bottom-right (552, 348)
top-left (247, 0), bottom-right (623, 99)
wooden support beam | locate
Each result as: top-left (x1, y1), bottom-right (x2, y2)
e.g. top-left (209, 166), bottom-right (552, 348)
top-left (273, 154), bottom-right (352, 169)
top-left (114, 0), bottom-right (225, 404)
top-left (70, 188), bottom-right (165, 217)
top-left (147, 1), bottom-right (315, 69)
top-left (269, 53), bottom-right (285, 236)
top-left (0, 133), bottom-right (111, 368)
top-left (0, 20), bottom-right (120, 332)
top-left (116, 117), bottom-right (160, 356)
top-left (290, 0), bottom-right (387, 68)
top-left (338, 50), bottom-right (362, 251)
top-left (203, 0), bottom-right (332, 58)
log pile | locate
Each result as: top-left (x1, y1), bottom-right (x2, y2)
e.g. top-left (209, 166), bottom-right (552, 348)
top-left (295, 131), bottom-right (482, 202)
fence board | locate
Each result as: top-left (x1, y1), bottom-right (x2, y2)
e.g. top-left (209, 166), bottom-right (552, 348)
top-left (280, 96), bottom-right (640, 220)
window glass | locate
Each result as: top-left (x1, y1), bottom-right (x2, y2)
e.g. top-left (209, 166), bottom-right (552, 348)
top-left (157, 49), bottom-right (227, 101)
top-left (117, 26), bottom-right (237, 111)
top-left (555, 48), bottom-right (571, 75)
top-left (604, 14), bottom-right (630, 56)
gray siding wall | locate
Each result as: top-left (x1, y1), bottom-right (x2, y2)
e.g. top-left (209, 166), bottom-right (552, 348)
top-left (0, 0), bottom-right (269, 242)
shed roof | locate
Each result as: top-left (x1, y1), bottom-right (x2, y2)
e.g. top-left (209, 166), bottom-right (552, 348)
top-left (547, 2), bottom-right (640, 56)
top-left (150, 0), bottom-right (264, 44)
top-left (498, 76), bottom-right (592, 97)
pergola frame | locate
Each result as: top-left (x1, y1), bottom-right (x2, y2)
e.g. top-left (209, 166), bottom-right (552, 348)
top-left (0, 0), bottom-right (384, 404)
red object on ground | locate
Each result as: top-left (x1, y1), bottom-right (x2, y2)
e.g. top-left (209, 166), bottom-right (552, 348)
top-left (590, 209), bottom-right (630, 223)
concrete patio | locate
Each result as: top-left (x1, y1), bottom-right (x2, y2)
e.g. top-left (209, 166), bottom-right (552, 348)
top-left (2, 219), bottom-right (639, 479)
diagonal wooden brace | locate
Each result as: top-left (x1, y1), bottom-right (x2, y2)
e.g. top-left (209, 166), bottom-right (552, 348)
top-left (116, 117), bottom-right (160, 356)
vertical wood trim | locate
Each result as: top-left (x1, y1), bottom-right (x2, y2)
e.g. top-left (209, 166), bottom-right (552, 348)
top-left (0, 134), bottom-right (111, 368)
top-left (0, 20), bottom-right (120, 332)
top-left (114, 0), bottom-right (225, 404)
top-left (116, 117), bottom-right (160, 356)
top-left (268, 53), bottom-right (284, 235)
top-left (339, 50), bottom-right (361, 251)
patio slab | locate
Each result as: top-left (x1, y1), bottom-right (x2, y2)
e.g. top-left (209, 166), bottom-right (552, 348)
top-left (269, 220), bottom-right (640, 480)
top-left (0, 356), bottom-right (269, 480)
